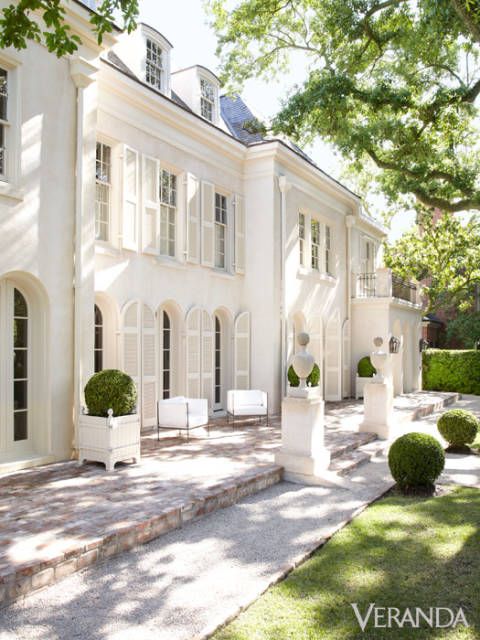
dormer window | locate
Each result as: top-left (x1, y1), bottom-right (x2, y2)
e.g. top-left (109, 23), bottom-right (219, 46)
top-left (200, 78), bottom-right (215, 122)
top-left (145, 38), bottom-right (164, 91)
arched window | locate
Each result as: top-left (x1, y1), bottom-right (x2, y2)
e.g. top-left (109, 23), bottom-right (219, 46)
top-left (94, 304), bottom-right (103, 373)
top-left (214, 315), bottom-right (221, 407)
top-left (13, 288), bottom-right (28, 441)
top-left (162, 310), bottom-right (171, 399)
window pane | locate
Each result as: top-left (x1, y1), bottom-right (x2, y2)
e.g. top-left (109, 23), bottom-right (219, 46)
top-left (14, 380), bottom-right (27, 410)
top-left (14, 318), bottom-right (28, 348)
top-left (14, 289), bottom-right (28, 317)
top-left (14, 411), bottom-right (27, 442)
top-left (0, 68), bottom-right (7, 121)
top-left (94, 350), bottom-right (103, 373)
top-left (14, 349), bottom-right (27, 379)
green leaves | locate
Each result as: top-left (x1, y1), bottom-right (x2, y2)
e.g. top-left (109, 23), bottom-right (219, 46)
top-left (0, 0), bottom-right (139, 58)
top-left (207, 0), bottom-right (480, 213)
top-left (384, 210), bottom-right (480, 312)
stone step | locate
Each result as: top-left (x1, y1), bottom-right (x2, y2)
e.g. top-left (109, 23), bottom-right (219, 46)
top-left (328, 449), bottom-right (373, 476)
top-left (328, 431), bottom-right (378, 460)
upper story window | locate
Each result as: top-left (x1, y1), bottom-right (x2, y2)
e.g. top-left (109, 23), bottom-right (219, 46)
top-left (146, 38), bottom-right (164, 91)
top-left (215, 192), bottom-right (227, 269)
top-left (311, 219), bottom-right (320, 271)
top-left (159, 169), bottom-right (177, 257)
top-left (0, 68), bottom-right (8, 179)
top-left (200, 78), bottom-right (215, 122)
top-left (325, 225), bottom-right (332, 275)
top-left (361, 237), bottom-right (376, 274)
top-left (299, 213), bottom-right (306, 266)
top-left (95, 142), bottom-right (111, 242)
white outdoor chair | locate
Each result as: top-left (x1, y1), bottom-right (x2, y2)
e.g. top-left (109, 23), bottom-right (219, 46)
top-left (156, 396), bottom-right (209, 441)
top-left (227, 390), bottom-right (269, 428)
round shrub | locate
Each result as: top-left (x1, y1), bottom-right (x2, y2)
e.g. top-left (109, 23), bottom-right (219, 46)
top-left (437, 409), bottom-right (479, 447)
top-left (84, 369), bottom-right (137, 417)
top-left (388, 432), bottom-right (445, 490)
top-left (288, 363), bottom-right (320, 387)
top-left (357, 356), bottom-right (376, 378)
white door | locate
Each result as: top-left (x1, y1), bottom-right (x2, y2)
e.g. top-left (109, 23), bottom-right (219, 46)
top-left (0, 281), bottom-right (32, 456)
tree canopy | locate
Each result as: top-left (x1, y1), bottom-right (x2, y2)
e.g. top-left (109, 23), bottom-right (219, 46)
top-left (208, 0), bottom-right (480, 214)
top-left (0, 0), bottom-right (139, 57)
top-left (384, 211), bottom-right (480, 312)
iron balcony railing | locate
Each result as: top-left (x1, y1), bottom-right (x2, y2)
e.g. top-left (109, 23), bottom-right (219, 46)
top-left (391, 274), bottom-right (417, 304)
top-left (355, 271), bottom-right (418, 304)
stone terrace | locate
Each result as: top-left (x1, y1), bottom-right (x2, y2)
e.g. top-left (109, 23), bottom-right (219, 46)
top-left (0, 391), bottom-right (458, 607)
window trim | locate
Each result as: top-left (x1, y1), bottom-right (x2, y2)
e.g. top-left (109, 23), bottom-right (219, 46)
top-left (159, 167), bottom-right (177, 259)
top-left (311, 219), bottom-right (321, 272)
top-left (214, 191), bottom-right (228, 270)
top-left (198, 71), bottom-right (218, 124)
top-left (95, 141), bottom-right (112, 243)
top-left (0, 51), bottom-right (21, 197)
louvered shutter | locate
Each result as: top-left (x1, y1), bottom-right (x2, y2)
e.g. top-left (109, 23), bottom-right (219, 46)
top-left (234, 311), bottom-right (250, 389)
top-left (201, 181), bottom-right (215, 267)
top-left (186, 307), bottom-right (201, 398)
top-left (342, 319), bottom-right (351, 398)
top-left (325, 313), bottom-right (342, 401)
top-left (122, 301), bottom-right (140, 411)
top-left (186, 173), bottom-right (200, 263)
top-left (122, 147), bottom-right (139, 251)
top-left (307, 315), bottom-right (323, 379)
top-left (142, 305), bottom-right (157, 427)
top-left (142, 155), bottom-right (159, 254)
top-left (234, 194), bottom-right (245, 274)
top-left (201, 311), bottom-right (214, 410)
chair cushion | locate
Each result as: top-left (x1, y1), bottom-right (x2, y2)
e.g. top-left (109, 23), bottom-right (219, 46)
top-left (160, 396), bottom-right (186, 405)
top-left (187, 414), bottom-right (209, 428)
top-left (232, 405), bottom-right (267, 416)
top-left (233, 390), bottom-right (264, 407)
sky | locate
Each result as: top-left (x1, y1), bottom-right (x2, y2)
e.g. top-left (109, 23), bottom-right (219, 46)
top-left (139, 0), bottom-right (417, 241)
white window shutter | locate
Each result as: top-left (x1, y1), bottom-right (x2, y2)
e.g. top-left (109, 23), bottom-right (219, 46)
top-left (186, 307), bottom-right (201, 398)
top-left (325, 312), bottom-right (342, 401)
top-left (234, 194), bottom-right (245, 274)
top-left (201, 311), bottom-right (214, 410)
top-left (186, 173), bottom-right (200, 263)
top-left (234, 311), bottom-right (250, 389)
top-left (342, 319), bottom-right (351, 398)
top-left (122, 301), bottom-right (140, 409)
top-left (201, 181), bottom-right (215, 267)
top-left (142, 305), bottom-right (157, 426)
top-left (142, 155), bottom-right (159, 254)
top-left (122, 147), bottom-right (139, 251)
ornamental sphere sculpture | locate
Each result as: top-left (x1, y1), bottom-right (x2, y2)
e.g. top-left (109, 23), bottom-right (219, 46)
top-left (292, 332), bottom-right (315, 389)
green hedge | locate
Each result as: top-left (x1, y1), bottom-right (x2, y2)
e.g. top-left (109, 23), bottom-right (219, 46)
top-left (422, 349), bottom-right (480, 395)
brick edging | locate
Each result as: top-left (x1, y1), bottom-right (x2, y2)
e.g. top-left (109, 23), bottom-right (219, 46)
top-left (0, 466), bottom-right (283, 609)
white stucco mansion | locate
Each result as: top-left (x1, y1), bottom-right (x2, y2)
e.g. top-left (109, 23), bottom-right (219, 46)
top-left (0, 0), bottom-right (423, 472)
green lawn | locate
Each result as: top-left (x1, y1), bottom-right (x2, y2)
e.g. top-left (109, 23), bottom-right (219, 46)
top-left (214, 487), bottom-right (479, 640)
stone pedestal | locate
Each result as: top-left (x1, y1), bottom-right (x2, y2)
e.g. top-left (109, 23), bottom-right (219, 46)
top-left (360, 381), bottom-right (393, 440)
top-left (275, 394), bottom-right (331, 485)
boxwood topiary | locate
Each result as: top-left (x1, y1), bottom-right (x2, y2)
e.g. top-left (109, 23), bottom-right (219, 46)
top-left (84, 369), bottom-right (137, 417)
top-left (437, 409), bottom-right (479, 448)
top-left (357, 356), bottom-right (376, 378)
top-left (388, 432), bottom-right (445, 491)
top-left (288, 363), bottom-right (320, 387)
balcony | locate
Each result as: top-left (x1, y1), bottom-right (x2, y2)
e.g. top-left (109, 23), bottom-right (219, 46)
top-left (353, 268), bottom-right (420, 305)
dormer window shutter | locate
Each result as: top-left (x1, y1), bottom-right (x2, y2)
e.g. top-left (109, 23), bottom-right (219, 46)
top-left (234, 194), bottom-right (245, 274)
top-left (142, 155), bottom-right (160, 254)
top-left (122, 146), bottom-right (139, 251)
top-left (201, 181), bottom-right (215, 267)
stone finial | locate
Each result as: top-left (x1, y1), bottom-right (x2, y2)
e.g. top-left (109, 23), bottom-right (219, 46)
top-left (297, 332), bottom-right (310, 347)
top-left (107, 408), bottom-right (114, 428)
top-left (373, 336), bottom-right (383, 347)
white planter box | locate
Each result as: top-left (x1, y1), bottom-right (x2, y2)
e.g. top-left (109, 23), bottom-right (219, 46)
top-left (355, 376), bottom-right (375, 399)
top-left (78, 411), bottom-right (140, 471)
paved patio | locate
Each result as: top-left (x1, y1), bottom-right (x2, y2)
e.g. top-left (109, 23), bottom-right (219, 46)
top-left (0, 391), bottom-right (459, 607)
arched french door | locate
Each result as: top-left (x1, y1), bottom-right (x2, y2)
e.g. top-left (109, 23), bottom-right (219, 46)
top-left (0, 282), bottom-right (30, 453)
top-left (214, 315), bottom-right (222, 411)
top-left (94, 304), bottom-right (103, 373)
top-left (161, 310), bottom-right (171, 399)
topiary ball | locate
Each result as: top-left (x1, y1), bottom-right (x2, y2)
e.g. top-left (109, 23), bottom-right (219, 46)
top-left (84, 369), bottom-right (137, 417)
top-left (388, 432), bottom-right (445, 491)
top-left (357, 356), bottom-right (376, 378)
top-left (437, 409), bottom-right (479, 447)
top-left (288, 363), bottom-right (320, 387)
